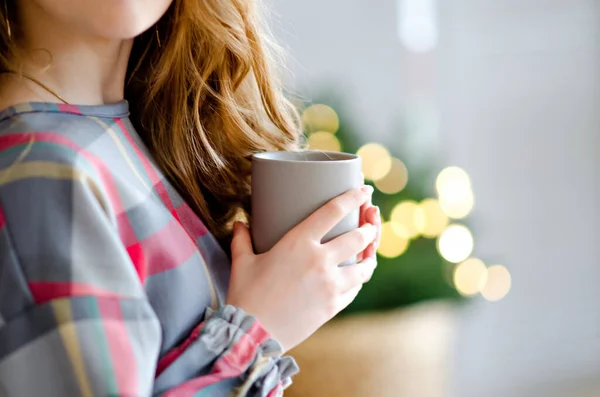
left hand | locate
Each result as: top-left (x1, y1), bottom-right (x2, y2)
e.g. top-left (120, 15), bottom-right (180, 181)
top-left (358, 175), bottom-right (381, 262)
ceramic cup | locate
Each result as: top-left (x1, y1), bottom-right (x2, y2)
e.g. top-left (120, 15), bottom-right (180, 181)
top-left (251, 150), bottom-right (362, 266)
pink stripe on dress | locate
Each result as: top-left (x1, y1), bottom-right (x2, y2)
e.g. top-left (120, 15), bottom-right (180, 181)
top-left (28, 282), bottom-right (124, 304)
top-left (142, 218), bottom-right (199, 276)
top-left (56, 104), bottom-right (82, 115)
top-left (97, 298), bottom-right (139, 396)
top-left (162, 321), bottom-right (271, 396)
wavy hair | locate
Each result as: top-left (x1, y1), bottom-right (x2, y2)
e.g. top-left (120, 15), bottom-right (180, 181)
top-left (1, 0), bottom-right (302, 243)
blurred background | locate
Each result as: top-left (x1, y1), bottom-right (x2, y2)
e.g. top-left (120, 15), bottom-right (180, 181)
top-left (268, 0), bottom-right (600, 396)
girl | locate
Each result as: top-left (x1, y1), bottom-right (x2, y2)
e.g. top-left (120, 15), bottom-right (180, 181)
top-left (0, 0), bottom-right (381, 395)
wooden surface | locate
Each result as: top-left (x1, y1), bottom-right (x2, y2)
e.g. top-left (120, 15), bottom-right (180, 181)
top-left (284, 302), bottom-right (457, 397)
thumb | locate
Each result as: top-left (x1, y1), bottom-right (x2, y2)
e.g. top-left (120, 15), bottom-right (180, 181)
top-left (231, 222), bottom-right (254, 261)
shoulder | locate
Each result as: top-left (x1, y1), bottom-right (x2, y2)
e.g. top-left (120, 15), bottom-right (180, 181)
top-left (0, 111), bottom-right (119, 230)
top-left (0, 108), bottom-right (115, 193)
top-left (1, 106), bottom-right (108, 163)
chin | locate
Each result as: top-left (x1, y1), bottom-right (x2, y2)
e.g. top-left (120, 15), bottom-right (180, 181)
top-left (40, 0), bottom-right (173, 40)
top-left (105, 0), bottom-right (172, 38)
top-left (86, 16), bottom-right (158, 40)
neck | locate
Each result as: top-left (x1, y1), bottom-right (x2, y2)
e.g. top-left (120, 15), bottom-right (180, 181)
top-left (1, 1), bottom-right (133, 106)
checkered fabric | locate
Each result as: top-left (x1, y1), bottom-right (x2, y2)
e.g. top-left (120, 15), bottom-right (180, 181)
top-left (0, 101), bottom-right (298, 396)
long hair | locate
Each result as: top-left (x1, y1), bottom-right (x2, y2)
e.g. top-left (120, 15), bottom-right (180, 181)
top-left (1, 0), bottom-right (302, 243)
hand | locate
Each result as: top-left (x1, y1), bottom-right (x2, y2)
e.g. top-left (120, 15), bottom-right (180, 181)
top-left (358, 179), bottom-right (381, 262)
top-left (226, 186), bottom-right (378, 352)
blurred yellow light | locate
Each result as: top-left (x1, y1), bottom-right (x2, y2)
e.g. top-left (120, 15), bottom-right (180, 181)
top-left (307, 131), bottom-right (342, 152)
top-left (390, 200), bottom-right (420, 239)
top-left (453, 258), bottom-right (488, 296)
top-left (415, 198), bottom-right (449, 238)
top-left (481, 265), bottom-right (511, 302)
top-left (301, 104), bottom-right (340, 134)
top-left (436, 166), bottom-right (471, 196)
top-left (356, 143), bottom-right (392, 181)
top-left (437, 224), bottom-right (473, 263)
top-left (377, 222), bottom-right (409, 258)
top-left (374, 158), bottom-right (408, 194)
top-left (439, 189), bottom-right (475, 219)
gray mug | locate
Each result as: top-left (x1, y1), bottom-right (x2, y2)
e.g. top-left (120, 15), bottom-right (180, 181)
top-left (251, 150), bottom-right (362, 266)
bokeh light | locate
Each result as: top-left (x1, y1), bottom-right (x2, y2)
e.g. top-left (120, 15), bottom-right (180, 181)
top-left (357, 143), bottom-right (393, 181)
top-left (356, 143), bottom-right (393, 181)
top-left (374, 157), bottom-right (408, 194)
top-left (437, 224), bottom-right (474, 263)
top-left (390, 200), bottom-right (420, 239)
top-left (436, 166), bottom-right (471, 196)
top-left (453, 258), bottom-right (488, 296)
top-left (436, 166), bottom-right (474, 219)
top-left (481, 265), bottom-right (512, 302)
top-left (377, 222), bottom-right (409, 258)
top-left (415, 198), bottom-right (449, 238)
top-left (307, 131), bottom-right (342, 152)
top-left (301, 104), bottom-right (340, 134)
top-left (439, 189), bottom-right (475, 219)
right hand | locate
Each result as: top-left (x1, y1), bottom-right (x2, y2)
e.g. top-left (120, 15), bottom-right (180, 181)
top-left (226, 186), bottom-right (378, 352)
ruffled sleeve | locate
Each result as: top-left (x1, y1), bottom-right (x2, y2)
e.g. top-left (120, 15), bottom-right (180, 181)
top-left (154, 305), bottom-right (299, 396)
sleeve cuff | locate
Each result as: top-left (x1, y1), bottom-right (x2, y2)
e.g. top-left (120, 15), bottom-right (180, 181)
top-left (205, 305), bottom-right (300, 395)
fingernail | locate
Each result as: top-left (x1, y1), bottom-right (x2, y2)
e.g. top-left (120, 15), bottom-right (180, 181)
top-left (361, 185), bottom-right (374, 195)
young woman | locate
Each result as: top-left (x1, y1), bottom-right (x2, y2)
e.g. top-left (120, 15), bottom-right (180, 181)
top-left (0, 0), bottom-right (381, 395)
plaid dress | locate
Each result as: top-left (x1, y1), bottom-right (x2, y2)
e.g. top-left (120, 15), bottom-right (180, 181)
top-left (0, 101), bottom-right (298, 396)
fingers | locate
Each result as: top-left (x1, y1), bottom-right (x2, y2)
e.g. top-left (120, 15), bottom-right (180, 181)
top-left (358, 182), bottom-right (372, 228)
top-left (230, 222), bottom-right (254, 261)
top-left (363, 242), bottom-right (376, 259)
top-left (359, 200), bottom-right (367, 228)
top-left (357, 198), bottom-right (371, 262)
top-left (367, 206), bottom-right (382, 249)
top-left (324, 223), bottom-right (377, 264)
top-left (358, 205), bottom-right (380, 262)
top-left (299, 185), bottom-right (373, 239)
top-left (337, 257), bottom-right (377, 294)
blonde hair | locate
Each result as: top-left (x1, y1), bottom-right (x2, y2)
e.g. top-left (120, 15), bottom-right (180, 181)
top-left (1, 0), bottom-right (302, 242)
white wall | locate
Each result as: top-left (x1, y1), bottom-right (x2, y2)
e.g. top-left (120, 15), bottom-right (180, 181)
top-left (438, 1), bottom-right (600, 396)
top-left (270, 0), bottom-right (404, 140)
top-left (272, 0), bottom-right (600, 395)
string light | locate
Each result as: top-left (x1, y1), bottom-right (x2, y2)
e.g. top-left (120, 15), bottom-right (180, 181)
top-left (374, 157), bottom-right (408, 194)
top-left (390, 200), bottom-right (420, 239)
top-left (415, 198), bottom-right (448, 238)
top-left (439, 189), bottom-right (475, 219)
top-left (436, 166), bottom-right (471, 196)
top-left (453, 258), bottom-right (488, 296)
top-left (356, 143), bottom-right (393, 181)
top-left (481, 265), bottom-right (512, 301)
top-left (301, 104), bottom-right (340, 134)
top-left (436, 166), bottom-right (474, 219)
top-left (377, 222), bottom-right (409, 258)
top-left (437, 224), bottom-right (473, 263)
top-left (307, 131), bottom-right (342, 152)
